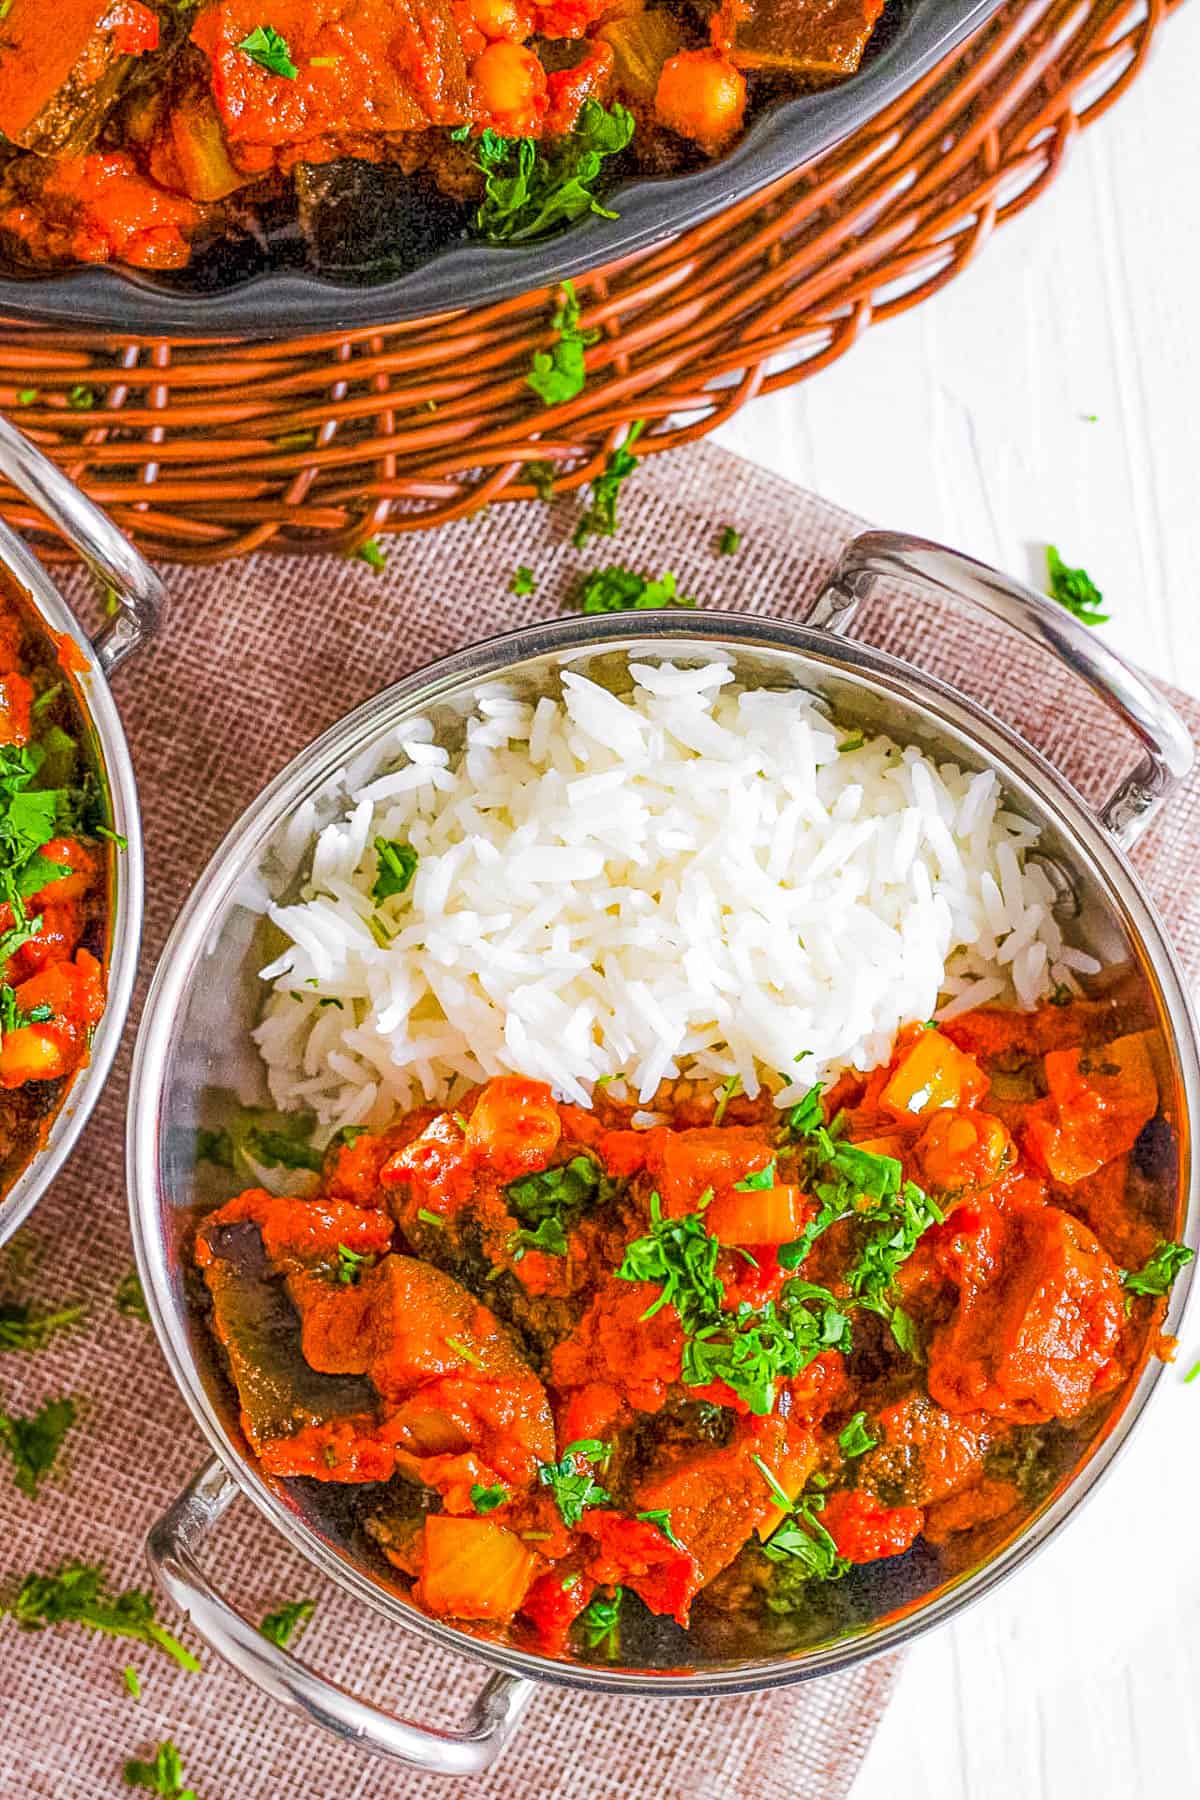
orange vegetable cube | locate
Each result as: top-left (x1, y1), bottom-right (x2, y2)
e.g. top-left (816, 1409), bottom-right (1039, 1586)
top-left (879, 1029), bottom-right (988, 1121)
top-left (415, 1515), bottom-right (538, 1621)
top-left (465, 1075), bottom-right (561, 1178)
top-left (705, 1184), bottom-right (805, 1246)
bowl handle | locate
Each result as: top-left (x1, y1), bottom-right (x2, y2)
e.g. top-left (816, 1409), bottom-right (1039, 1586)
top-left (147, 1457), bottom-right (536, 1776)
top-left (0, 413), bottom-right (165, 675)
top-left (809, 530), bottom-right (1194, 849)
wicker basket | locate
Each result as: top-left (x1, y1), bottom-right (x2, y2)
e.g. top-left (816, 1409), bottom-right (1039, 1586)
top-left (0, 0), bottom-right (1173, 564)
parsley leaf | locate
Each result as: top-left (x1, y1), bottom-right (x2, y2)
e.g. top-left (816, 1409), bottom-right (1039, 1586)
top-left (636, 1508), bottom-right (682, 1548)
top-left (526, 281), bottom-right (599, 406)
top-left (333, 1243), bottom-right (373, 1286)
top-left (733, 1159), bottom-right (776, 1191)
top-left (237, 24), bottom-right (297, 78)
top-left (573, 422), bottom-right (644, 546)
top-left (617, 1190), bottom-right (723, 1323)
top-left (371, 838), bottom-right (418, 905)
top-left (510, 564), bottom-right (537, 596)
top-left (837, 1412), bottom-right (877, 1458)
top-left (469, 1482), bottom-right (508, 1513)
top-left (6, 1563), bottom-right (200, 1670)
top-left (1046, 545), bottom-right (1109, 626)
top-left (1121, 1239), bottom-right (1194, 1299)
top-left (0, 1395), bottom-right (75, 1496)
top-left (122, 1663), bottom-right (141, 1697)
top-left (259, 1598), bottom-right (315, 1648)
top-left (475, 100), bottom-right (634, 243)
top-left (578, 1585), bottom-right (622, 1655)
top-left (568, 564), bottom-right (696, 614)
top-left (0, 1298), bottom-right (83, 1351)
top-left (718, 526), bottom-right (742, 555)
top-left (122, 1739), bottom-right (198, 1799)
top-left (115, 1270), bottom-right (150, 1323)
top-left (511, 1215), bottom-right (569, 1260)
top-left (538, 1440), bottom-right (612, 1527)
top-left (505, 1154), bottom-right (618, 1226)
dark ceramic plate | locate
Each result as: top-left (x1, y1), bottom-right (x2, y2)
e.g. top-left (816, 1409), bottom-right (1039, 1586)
top-left (0, 0), bottom-right (1004, 337)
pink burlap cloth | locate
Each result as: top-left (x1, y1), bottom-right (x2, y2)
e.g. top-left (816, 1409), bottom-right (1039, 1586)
top-left (0, 440), bottom-right (1197, 1799)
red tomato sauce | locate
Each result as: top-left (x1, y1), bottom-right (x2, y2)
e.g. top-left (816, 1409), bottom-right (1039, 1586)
top-left (195, 1007), bottom-right (1185, 1661)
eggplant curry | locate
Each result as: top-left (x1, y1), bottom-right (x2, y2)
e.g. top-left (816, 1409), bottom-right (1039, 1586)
top-left (0, 584), bottom-right (109, 1200)
top-left (0, 0), bottom-right (888, 276)
top-left (194, 1001), bottom-right (1191, 1665)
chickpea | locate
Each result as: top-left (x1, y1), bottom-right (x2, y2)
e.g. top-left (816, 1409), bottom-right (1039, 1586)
top-left (470, 0), bottom-right (534, 41)
top-left (915, 1109), bottom-right (1015, 1194)
top-left (654, 48), bottom-right (746, 155)
top-left (472, 41), bottom-right (548, 132)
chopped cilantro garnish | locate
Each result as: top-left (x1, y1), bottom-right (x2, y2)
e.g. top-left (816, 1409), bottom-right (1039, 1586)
top-left (333, 1243), bottom-right (372, 1286)
top-left (712, 1073), bottom-right (742, 1125)
top-left (66, 384), bottom-right (95, 411)
top-left (538, 1440), bottom-right (612, 1527)
top-left (0, 1395), bottom-right (75, 1496)
top-left (505, 1154), bottom-right (617, 1226)
top-left (354, 537), bottom-right (388, 573)
top-left (122, 1739), bottom-right (198, 1798)
top-left (526, 281), bottom-right (599, 406)
top-left (0, 1298), bottom-right (83, 1351)
top-left (733, 1158), bottom-right (776, 1191)
top-left (122, 1664), bottom-right (141, 1698)
top-left (636, 1508), bottom-right (682, 1548)
top-left (470, 1483), bottom-right (508, 1513)
top-left (474, 100), bottom-right (634, 243)
top-left (760, 1493), bottom-right (848, 1582)
top-left (6, 1564), bottom-right (199, 1669)
top-left (115, 1270), bottom-right (150, 1323)
top-left (195, 1128), bottom-right (234, 1169)
top-left (718, 526), bottom-right (741, 556)
top-left (522, 459), bottom-right (558, 502)
top-left (371, 837), bottom-right (418, 905)
top-left (837, 731), bottom-right (865, 753)
top-left (617, 1190), bottom-right (722, 1323)
top-left (259, 1598), bottom-right (315, 1648)
top-left (568, 564), bottom-right (695, 614)
top-left (1046, 545), bottom-right (1109, 626)
top-left (510, 564), bottom-right (537, 596)
top-left (511, 1215), bottom-right (569, 1260)
top-left (837, 1412), bottom-right (878, 1458)
top-left (573, 422), bottom-right (644, 547)
top-left (245, 1126), bottom-right (324, 1173)
top-left (237, 23), bottom-right (297, 78)
top-left (577, 1585), bottom-right (622, 1656)
top-left (1121, 1239), bottom-right (1194, 1299)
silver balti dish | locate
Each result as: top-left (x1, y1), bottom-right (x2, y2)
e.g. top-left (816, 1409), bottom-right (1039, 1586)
top-left (0, 416), bottom-right (162, 1245)
top-left (129, 533), bottom-right (1197, 1775)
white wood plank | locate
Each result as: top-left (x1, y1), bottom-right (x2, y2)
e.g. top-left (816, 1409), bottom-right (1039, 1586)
top-left (716, 14), bottom-right (1200, 1797)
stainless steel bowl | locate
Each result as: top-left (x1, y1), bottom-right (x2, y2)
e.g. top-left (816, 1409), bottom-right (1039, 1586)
top-left (0, 417), bottom-right (162, 1245)
top-left (128, 533), bottom-right (1198, 1775)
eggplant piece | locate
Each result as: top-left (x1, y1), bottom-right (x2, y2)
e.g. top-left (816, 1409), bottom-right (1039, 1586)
top-left (725, 0), bottom-right (888, 77)
top-left (0, 0), bottom-right (160, 155)
top-left (294, 159), bottom-right (466, 277)
top-left (200, 1216), bottom-right (377, 1450)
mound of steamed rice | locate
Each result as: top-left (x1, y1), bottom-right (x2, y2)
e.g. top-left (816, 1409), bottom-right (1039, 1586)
top-left (252, 656), bottom-right (1099, 1135)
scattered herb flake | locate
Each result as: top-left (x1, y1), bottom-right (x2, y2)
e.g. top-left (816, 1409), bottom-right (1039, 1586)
top-left (0, 1299), bottom-right (83, 1351)
top-left (718, 526), bottom-right (741, 555)
top-left (469, 1483), bottom-right (508, 1514)
top-left (355, 537), bottom-right (388, 574)
top-left (577, 1585), bottom-right (622, 1656)
top-left (635, 1508), bottom-right (682, 1548)
top-left (1121, 1239), bottom-right (1194, 1299)
top-left (526, 280), bottom-right (599, 406)
top-left (333, 1243), bottom-right (373, 1286)
top-left (122, 1739), bottom-right (198, 1798)
top-left (572, 421), bottom-right (644, 547)
top-left (538, 1440), bottom-right (612, 1527)
top-left (568, 564), bottom-right (695, 614)
top-left (837, 1412), bottom-right (878, 1458)
top-left (474, 100), bottom-right (634, 243)
top-left (1046, 545), bottom-right (1109, 626)
top-left (115, 1270), bottom-right (150, 1323)
top-left (6, 1563), bottom-right (200, 1670)
top-left (123, 1664), bottom-right (141, 1698)
top-left (371, 837), bottom-right (418, 905)
top-left (260, 1598), bottom-right (316, 1648)
top-left (509, 564), bottom-right (537, 596)
top-left (237, 23), bottom-right (297, 78)
top-left (0, 1396), bottom-right (75, 1497)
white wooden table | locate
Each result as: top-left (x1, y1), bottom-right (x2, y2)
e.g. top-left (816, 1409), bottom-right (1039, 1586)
top-left (715, 14), bottom-right (1200, 1797)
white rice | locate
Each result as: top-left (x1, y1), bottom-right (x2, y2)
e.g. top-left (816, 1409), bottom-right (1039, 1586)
top-left (249, 656), bottom-right (1097, 1135)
